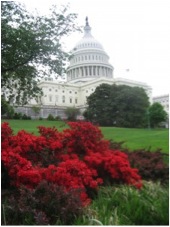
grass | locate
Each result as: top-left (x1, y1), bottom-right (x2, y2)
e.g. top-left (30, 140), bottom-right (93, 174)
top-left (74, 181), bottom-right (169, 225)
top-left (1, 119), bottom-right (68, 134)
top-left (101, 126), bottom-right (169, 153)
top-left (2, 119), bottom-right (169, 153)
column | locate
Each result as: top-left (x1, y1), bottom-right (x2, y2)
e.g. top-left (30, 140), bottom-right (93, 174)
top-left (95, 66), bottom-right (98, 76)
top-left (87, 66), bottom-right (90, 76)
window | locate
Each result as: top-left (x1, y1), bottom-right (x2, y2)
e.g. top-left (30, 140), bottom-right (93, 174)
top-left (70, 98), bottom-right (72, 103)
top-left (49, 95), bottom-right (52, 102)
top-left (55, 95), bottom-right (58, 103)
top-left (69, 91), bottom-right (72, 94)
top-left (55, 89), bottom-right (58, 92)
top-left (62, 96), bottom-right (65, 103)
top-left (49, 88), bottom-right (51, 91)
top-left (75, 98), bottom-right (78, 104)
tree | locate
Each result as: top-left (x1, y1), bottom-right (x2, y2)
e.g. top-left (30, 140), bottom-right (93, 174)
top-left (64, 107), bottom-right (80, 121)
top-left (84, 84), bottom-right (150, 127)
top-left (1, 1), bottom-right (80, 105)
top-left (149, 102), bottom-right (168, 128)
top-left (1, 97), bottom-right (15, 118)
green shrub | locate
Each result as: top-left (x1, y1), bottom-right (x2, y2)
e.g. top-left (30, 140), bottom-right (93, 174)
top-left (55, 115), bottom-right (61, 121)
top-left (47, 114), bottom-right (55, 121)
top-left (22, 114), bottom-right (31, 120)
top-left (13, 112), bottom-right (23, 119)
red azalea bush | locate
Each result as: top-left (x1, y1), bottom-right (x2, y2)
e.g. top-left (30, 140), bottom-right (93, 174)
top-left (1, 121), bottom-right (142, 205)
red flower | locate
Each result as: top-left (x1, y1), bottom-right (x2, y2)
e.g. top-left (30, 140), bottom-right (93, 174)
top-left (1, 121), bottom-right (143, 205)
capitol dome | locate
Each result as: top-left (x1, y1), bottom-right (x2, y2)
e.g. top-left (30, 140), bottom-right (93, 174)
top-left (67, 17), bottom-right (114, 83)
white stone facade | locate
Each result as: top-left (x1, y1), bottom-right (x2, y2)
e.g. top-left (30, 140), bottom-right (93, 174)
top-left (153, 94), bottom-right (169, 114)
top-left (17, 18), bottom-right (153, 118)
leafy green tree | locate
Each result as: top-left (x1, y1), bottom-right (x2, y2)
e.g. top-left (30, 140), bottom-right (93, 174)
top-left (1, 1), bottom-right (80, 105)
top-left (84, 84), bottom-right (115, 125)
top-left (1, 97), bottom-right (15, 118)
top-left (84, 84), bottom-right (150, 127)
top-left (65, 107), bottom-right (80, 121)
top-left (149, 102), bottom-right (168, 128)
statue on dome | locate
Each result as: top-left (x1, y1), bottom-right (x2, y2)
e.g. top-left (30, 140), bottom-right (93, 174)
top-left (85, 16), bottom-right (89, 26)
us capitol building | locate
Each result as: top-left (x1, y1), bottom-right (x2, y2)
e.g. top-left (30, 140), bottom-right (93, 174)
top-left (17, 18), bottom-right (152, 119)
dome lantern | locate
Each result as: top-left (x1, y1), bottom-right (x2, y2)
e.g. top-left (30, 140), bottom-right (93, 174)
top-left (84, 16), bottom-right (92, 37)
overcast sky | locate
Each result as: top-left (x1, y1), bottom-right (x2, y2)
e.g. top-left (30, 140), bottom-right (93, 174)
top-left (20, 0), bottom-right (170, 97)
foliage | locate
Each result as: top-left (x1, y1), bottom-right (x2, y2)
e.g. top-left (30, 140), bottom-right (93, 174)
top-left (47, 113), bottom-right (55, 121)
top-left (1, 1), bottom-right (80, 104)
top-left (1, 97), bottom-right (15, 118)
top-left (84, 84), bottom-right (150, 127)
top-left (109, 140), bottom-right (169, 183)
top-left (64, 106), bottom-right (80, 121)
top-left (1, 121), bottom-right (142, 206)
top-left (1, 180), bottom-right (84, 225)
top-left (149, 102), bottom-right (168, 128)
top-left (125, 150), bottom-right (169, 183)
top-left (74, 182), bottom-right (169, 225)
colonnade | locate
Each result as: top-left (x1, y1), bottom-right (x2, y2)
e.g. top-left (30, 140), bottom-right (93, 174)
top-left (67, 65), bottom-right (113, 80)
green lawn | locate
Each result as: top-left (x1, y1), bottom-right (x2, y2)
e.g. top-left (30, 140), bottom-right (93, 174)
top-left (2, 119), bottom-right (169, 153)
top-left (101, 127), bottom-right (169, 153)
